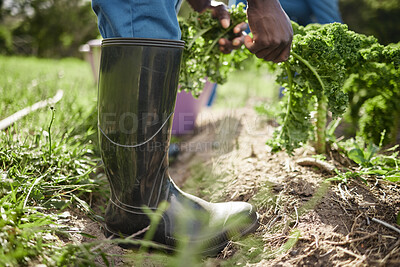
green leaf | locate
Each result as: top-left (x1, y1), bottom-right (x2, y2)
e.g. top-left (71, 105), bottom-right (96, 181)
top-left (348, 148), bottom-right (366, 165)
top-left (365, 142), bottom-right (379, 162)
top-left (179, 3), bottom-right (252, 94)
top-left (385, 173), bottom-right (400, 182)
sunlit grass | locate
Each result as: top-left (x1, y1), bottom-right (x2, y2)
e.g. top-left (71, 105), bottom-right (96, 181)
top-left (0, 56), bottom-right (97, 135)
top-left (0, 55), bottom-right (104, 265)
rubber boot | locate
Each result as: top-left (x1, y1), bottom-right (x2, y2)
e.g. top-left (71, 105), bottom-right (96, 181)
top-left (98, 38), bottom-right (258, 256)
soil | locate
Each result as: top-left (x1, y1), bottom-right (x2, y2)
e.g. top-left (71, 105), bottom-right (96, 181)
top-left (68, 105), bottom-right (400, 266)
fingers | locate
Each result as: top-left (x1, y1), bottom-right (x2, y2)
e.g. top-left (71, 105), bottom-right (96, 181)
top-left (232, 35), bottom-right (245, 47)
top-left (219, 38), bottom-right (229, 54)
top-left (219, 35), bottom-right (245, 53)
top-left (219, 20), bottom-right (248, 53)
top-left (233, 22), bottom-right (248, 34)
top-left (244, 0), bottom-right (293, 62)
top-left (244, 35), bottom-right (291, 62)
top-left (244, 35), bottom-right (255, 51)
top-left (259, 42), bottom-right (286, 62)
top-left (211, 3), bottom-right (230, 28)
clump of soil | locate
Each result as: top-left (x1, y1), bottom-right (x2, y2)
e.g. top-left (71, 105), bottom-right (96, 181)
top-left (69, 105), bottom-right (400, 266)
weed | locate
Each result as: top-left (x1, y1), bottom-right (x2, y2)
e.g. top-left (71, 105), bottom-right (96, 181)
top-left (47, 106), bottom-right (56, 159)
top-left (330, 131), bottom-right (400, 184)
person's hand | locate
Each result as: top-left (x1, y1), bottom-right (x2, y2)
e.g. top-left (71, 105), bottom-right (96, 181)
top-left (187, 0), bottom-right (248, 53)
top-left (218, 22), bottom-right (248, 54)
top-left (208, 1), bottom-right (249, 53)
top-left (245, 0), bottom-right (293, 62)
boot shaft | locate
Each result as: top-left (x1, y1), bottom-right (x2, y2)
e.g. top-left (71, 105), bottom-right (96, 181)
top-left (98, 38), bottom-right (184, 209)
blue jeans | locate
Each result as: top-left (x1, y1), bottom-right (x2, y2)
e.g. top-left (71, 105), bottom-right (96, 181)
top-left (279, 0), bottom-right (342, 26)
top-left (234, 0), bottom-right (342, 26)
top-left (92, 0), bottom-right (183, 39)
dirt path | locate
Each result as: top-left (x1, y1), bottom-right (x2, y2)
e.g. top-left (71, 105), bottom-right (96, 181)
top-left (169, 106), bottom-right (400, 266)
top-left (73, 105), bottom-right (400, 266)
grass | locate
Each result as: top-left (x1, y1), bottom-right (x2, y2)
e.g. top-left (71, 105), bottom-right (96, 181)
top-left (0, 55), bottom-right (105, 265)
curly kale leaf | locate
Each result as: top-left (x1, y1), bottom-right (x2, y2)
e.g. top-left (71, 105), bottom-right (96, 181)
top-left (344, 60), bottom-right (400, 145)
top-left (267, 85), bottom-right (314, 154)
top-left (179, 4), bottom-right (252, 95)
top-left (359, 95), bottom-right (399, 145)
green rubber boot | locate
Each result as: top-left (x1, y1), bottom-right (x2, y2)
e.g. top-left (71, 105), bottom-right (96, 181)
top-left (97, 38), bottom-right (259, 256)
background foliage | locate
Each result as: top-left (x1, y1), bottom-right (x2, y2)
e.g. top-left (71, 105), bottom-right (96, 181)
top-left (339, 0), bottom-right (400, 45)
top-left (0, 0), bottom-right (98, 57)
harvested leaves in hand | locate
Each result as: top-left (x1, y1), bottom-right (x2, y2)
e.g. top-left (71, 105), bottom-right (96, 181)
top-left (179, 4), bottom-right (252, 95)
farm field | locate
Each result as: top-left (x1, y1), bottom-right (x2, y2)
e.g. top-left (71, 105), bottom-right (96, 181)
top-left (1, 56), bottom-right (400, 266)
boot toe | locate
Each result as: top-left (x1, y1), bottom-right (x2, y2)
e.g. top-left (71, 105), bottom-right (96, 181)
top-left (212, 201), bottom-right (259, 236)
top-left (198, 202), bottom-right (259, 256)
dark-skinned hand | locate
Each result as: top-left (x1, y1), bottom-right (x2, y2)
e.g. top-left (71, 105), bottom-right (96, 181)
top-left (245, 0), bottom-right (293, 62)
top-left (186, 0), bottom-right (293, 62)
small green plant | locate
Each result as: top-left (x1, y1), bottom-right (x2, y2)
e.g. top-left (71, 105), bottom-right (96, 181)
top-left (327, 169), bottom-right (364, 184)
top-left (397, 211), bottom-right (400, 226)
top-left (347, 142), bottom-right (379, 168)
top-left (275, 229), bottom-right (301, 256)
top-left (217, 236), bottom-right (266, 266)
top-left (330, 133), bottom-right (400, 184)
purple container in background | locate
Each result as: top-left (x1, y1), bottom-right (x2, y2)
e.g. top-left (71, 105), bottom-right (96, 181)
top-left (172, 80), bottom-right (214, 135)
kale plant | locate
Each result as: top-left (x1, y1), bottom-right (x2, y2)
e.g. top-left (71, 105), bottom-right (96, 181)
top-left (268, 22), bottom-right (400, 154)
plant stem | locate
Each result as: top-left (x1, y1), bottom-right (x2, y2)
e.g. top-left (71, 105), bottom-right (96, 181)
top-left (200, 25), bottom-right (235, 67)
top-left (291, 52), bottom-right (325, 92)
top-left (291, 51), bottom-right (327, 154)
top-left (316, 95), bottom-right (328, 154)
top-left (187, 27), bottom-right (213, 50)
top-left (278, 62), bottom-right (294, 141)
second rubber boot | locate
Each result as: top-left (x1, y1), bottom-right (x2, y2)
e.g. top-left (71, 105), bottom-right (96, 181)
top-left (98, 38), bottom-right (259, 256)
